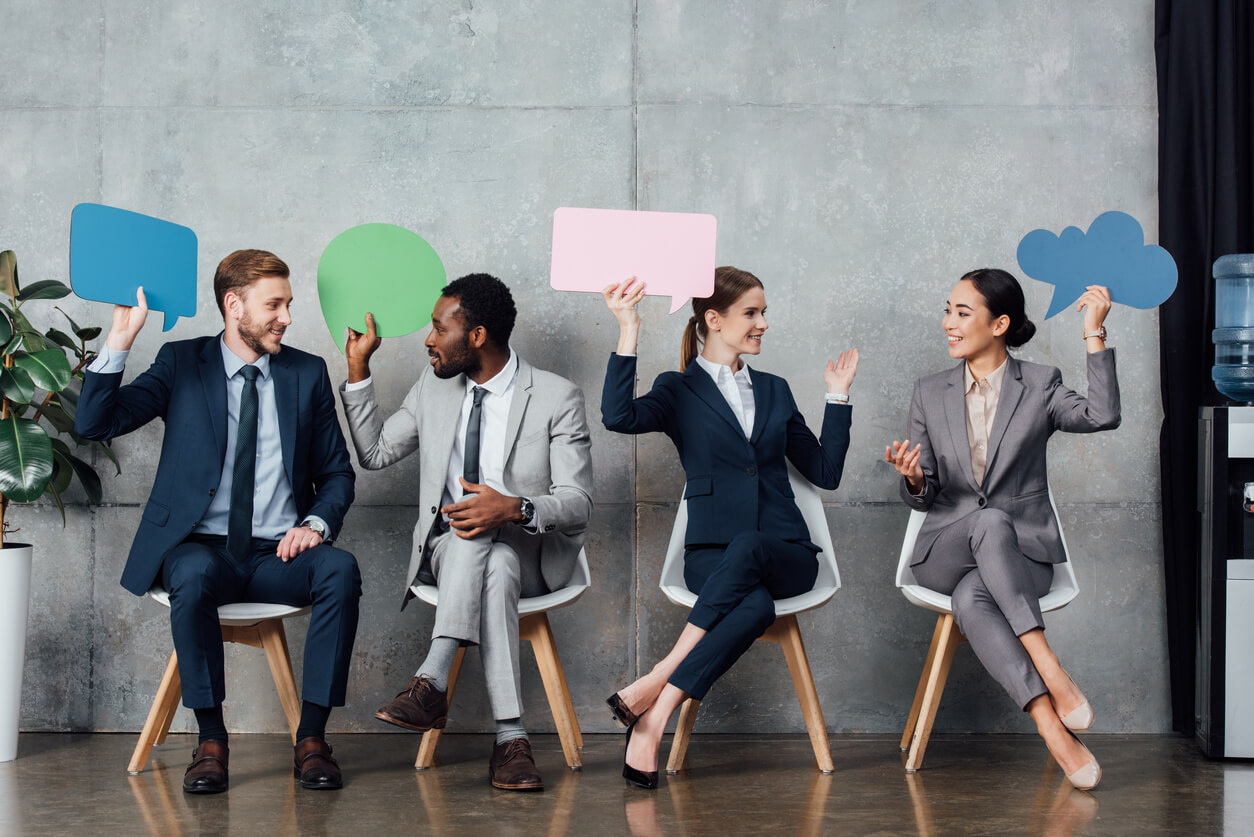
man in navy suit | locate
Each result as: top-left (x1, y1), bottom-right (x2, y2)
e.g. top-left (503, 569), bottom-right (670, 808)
top-left (75, 250), bottom-right (359, 794)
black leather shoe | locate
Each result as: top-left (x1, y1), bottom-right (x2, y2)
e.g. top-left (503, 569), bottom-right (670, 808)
top-left (294, 736), bottom-right (343, 790)
top-left (607, 693), bottom-right (639, 728)
top-left (622, 725), bottom-right (658, 790)
top-left (183, 740), bottom-right (229, 794)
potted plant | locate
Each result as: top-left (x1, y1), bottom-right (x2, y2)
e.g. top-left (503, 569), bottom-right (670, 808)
top-left (0, 249), bottom-right (115, 762)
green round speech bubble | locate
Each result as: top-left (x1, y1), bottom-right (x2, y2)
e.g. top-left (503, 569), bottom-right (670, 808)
top-left (317, 223), bottom-right (447, 353)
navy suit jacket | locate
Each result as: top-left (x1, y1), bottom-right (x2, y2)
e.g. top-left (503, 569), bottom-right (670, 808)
top-left (602, 353), bottom-right (851, 549)
top-left (75, 335), bottom-right (356, 596)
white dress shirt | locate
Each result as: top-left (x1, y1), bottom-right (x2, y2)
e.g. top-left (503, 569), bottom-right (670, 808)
top-left (693, 354), bottom-right (755, 438)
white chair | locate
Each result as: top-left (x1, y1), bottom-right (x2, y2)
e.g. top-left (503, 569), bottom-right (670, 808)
top-left (895, 489), bottom-right (1079, 771)
top-left (127, 588), bottom-right (310, 774)
top-left (660, 463), bottom-right (841, 774)
top-left (409, 547), bottom-right (591, 770)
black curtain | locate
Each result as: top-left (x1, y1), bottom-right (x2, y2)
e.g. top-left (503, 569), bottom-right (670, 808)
top-left (1156, 0), bottom-right (1254, 733)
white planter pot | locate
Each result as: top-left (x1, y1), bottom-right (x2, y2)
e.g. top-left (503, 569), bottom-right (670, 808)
top-left (0, 544), bottom-right (32, 762)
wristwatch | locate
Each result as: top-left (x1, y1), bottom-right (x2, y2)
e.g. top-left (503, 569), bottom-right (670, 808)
top-left (1082, 327), bottom-right (1107, 341)
top-left (519, 497), bottom-right (536, 526)
top-left (301, 518), bottom-right (328, 540)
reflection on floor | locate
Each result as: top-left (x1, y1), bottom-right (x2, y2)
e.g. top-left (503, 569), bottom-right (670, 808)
top-left (0, 732), bottom-right (1247, 835)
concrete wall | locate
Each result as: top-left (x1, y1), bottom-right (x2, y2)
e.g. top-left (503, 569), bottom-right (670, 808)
top-left (3, 1), bottom-right (1167, 736)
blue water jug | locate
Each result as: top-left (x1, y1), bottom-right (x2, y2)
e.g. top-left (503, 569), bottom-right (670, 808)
top-left (1213, 254), bottom-right (1254, 401)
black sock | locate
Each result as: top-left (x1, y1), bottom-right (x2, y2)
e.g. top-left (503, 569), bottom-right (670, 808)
top-left (296, 701), bottom-right (331, 742)
top-left (194, 706), bottom-right (227, 744)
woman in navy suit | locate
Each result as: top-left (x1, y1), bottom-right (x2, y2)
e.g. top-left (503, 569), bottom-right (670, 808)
top-left (885, 269), bottom-right (1118, 790)
top-left (600, 266), bottom-right (858, 788)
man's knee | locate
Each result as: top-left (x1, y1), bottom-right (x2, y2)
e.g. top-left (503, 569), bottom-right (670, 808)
top-left (164, 548), bottom-right (220, 597)
top-left (482, 544), bottom-right (522, 601)
top-left (310, 546), bottom-right (362, 600)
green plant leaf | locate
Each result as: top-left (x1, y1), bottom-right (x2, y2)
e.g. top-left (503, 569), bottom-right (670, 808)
top-left (14, 349), bottom-right (72, 392)
top-left (92, 439), bottom-right (121, 475)
top-left (0, 366), bottom-right (36, 405)
top-left (43, 476), bottom-right (67, 525)
top-left (0, 312), bottom-right (13, 347)
top-left (68, 451), bottom-right (102, 504)
top-left (45, 328), bottom-right (78, 351)
top-left (77, 327), bottom-right (101, 341)
top-left (48, 441), bottom-right (74, 494)
top-left (11, 308), bottom-right (47, 351)
top-left (39, 401), bottom-right (75, 433)
top-left (0, 251), bottom-right (18, 298)
top-left (0, 416), bottom-right (53, 503)
top-left (16, 280), bottom-right (71, 302)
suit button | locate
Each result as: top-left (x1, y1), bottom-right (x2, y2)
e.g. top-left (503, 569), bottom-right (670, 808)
top-left (208, 489), bottom-right (215, 496)
top-left (430, 506), bottom-right (437, 514)
top-left (747, 466), bottom-right (756, 476)
top-left (977, 497), bottom-right (987, 507)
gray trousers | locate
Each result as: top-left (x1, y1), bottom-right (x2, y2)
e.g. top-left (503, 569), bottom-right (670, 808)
top-left (911, 509), bottom-right (1054, 709)
top-left (426, 525), bottom-right (547, 721)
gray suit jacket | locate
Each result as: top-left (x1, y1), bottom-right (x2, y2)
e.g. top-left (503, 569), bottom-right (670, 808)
top-left (340, 356), bottom-right (594, 607)
top-left (900, 350), bottom-right (1120, 567)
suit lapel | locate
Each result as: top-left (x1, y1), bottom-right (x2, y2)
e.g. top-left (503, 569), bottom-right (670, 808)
top-left (747, 367), bottom-right (769, 445)
top-left (682, 363), bottom-right (744, 437)
top-left (503, 359), bottom-right (532, 460)
top-left (271, 349), bottom-right (298, 483)
top-left (983, 357), bottom-right (1025, 480)
top-left (198, 337), bottom-right (228, 465)
top-left (942, 361), bottom-right (979, 492)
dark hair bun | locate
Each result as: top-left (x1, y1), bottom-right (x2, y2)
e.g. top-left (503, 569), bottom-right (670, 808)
top-left (1006, 318), bottom-right (1036, 348)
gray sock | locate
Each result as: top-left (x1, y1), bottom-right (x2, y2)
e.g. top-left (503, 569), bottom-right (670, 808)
top-left (415, 637), bottom-right (460, 692)
top-left (495, 718), bottom-right (528, 746)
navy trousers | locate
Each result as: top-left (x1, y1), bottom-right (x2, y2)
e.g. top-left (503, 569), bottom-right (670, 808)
top-left (669, 532), bottom-right (818, 700)
top-left (161, 534), bottom-right (361, 709)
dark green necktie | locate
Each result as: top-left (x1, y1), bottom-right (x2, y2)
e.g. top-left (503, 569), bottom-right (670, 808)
top-left (462, 386), bottom-right (487, 485)
top-left (227, 364), bottom-right (261, 561)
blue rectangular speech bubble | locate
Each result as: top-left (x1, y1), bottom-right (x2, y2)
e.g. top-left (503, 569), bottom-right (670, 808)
top-left (70, 203), bottom-right (197, 331)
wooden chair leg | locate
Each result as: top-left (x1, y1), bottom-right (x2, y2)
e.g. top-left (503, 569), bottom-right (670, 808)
top-left (256, 619), bottom-right (302, 742)
top-left (666, 698), bottom-right (700, 774)
top-left (901, 615), bottom-right (948, 751)
top-left (128, 651), bottom-right (182, 774)
top-left (521, 613), bottom-right (583, 769)
top-left (415, 646), bottom-right (467, 770)
top-left (904, 613), bottom-right (963, 772)
top-left (768, 614), bottom-right (834, 774)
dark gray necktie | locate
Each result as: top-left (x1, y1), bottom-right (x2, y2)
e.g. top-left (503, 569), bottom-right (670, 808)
top-left (462, 386), bottom-right (487, 485)
top-left (227, 364), bottom-right (261, 561)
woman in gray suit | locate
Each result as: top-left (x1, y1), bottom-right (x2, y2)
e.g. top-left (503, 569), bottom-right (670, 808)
top-left (885, 268), bottom-right (1117, 790)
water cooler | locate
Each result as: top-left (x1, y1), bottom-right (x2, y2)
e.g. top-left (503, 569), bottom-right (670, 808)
top-left (1197, 407), bottom-right (1254, 757)
top-left (1198, 254), bottom-right (1254, 757)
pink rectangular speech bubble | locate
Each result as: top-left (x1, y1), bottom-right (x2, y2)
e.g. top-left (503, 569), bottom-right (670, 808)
top-left (550, 207), bottom-right (717, 313)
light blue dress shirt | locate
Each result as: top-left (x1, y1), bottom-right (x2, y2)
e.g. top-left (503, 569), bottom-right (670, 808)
top-left (90, 339), bottom-right (327, 542)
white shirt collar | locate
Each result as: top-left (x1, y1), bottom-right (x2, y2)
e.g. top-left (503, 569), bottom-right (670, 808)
top-left (694, 353), bottom-right (752, 386)
top-left (467, 348), bottom-right (518, 396)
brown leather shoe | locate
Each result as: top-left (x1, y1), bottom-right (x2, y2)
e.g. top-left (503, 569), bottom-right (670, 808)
top-left (374, 675), bottom-right (448, 732)
top-left (183, 740), bottom-right (229, 794)
top-left (294, 736), bottom-right (343, 790)
top-left (489, 737), bottom-right (544, 791)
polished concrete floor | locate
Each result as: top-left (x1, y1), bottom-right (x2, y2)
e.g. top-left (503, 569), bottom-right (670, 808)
top-left (0, 732), bottom-right (1246, 835)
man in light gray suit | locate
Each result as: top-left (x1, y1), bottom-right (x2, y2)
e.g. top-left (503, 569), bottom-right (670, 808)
top-left (339, 273), bottom-right (593, 791)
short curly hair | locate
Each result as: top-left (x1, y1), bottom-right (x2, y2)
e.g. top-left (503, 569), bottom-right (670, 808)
top-left (441, 273), bottom-right (516, 348)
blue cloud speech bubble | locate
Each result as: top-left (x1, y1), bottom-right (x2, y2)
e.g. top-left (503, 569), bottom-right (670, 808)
top-left (70, 203), bottom-right (197, 331)
top-left (1016, 211), bottom-right (1178, 319)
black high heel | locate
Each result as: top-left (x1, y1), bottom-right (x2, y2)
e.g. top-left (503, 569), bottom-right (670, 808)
top-left (607, 692), bottom-right (640, 727)
top-left (622, 723), bottom-right (659, 790)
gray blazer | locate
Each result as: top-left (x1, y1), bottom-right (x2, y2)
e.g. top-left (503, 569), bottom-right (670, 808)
top-left (340, 356), bottom-right (594, 606)
top-left (900, 350), bottom-right (1120, 567)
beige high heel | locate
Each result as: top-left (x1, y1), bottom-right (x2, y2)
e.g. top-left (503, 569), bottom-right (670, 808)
top-left (1061, 729), bottom-right (1101, 791)
top-left (1056, 673), bottom-right (1094, 731)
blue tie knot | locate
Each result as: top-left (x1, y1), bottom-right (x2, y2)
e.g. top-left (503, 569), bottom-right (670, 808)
top-left (240, 364), bottom-right (260, 382)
